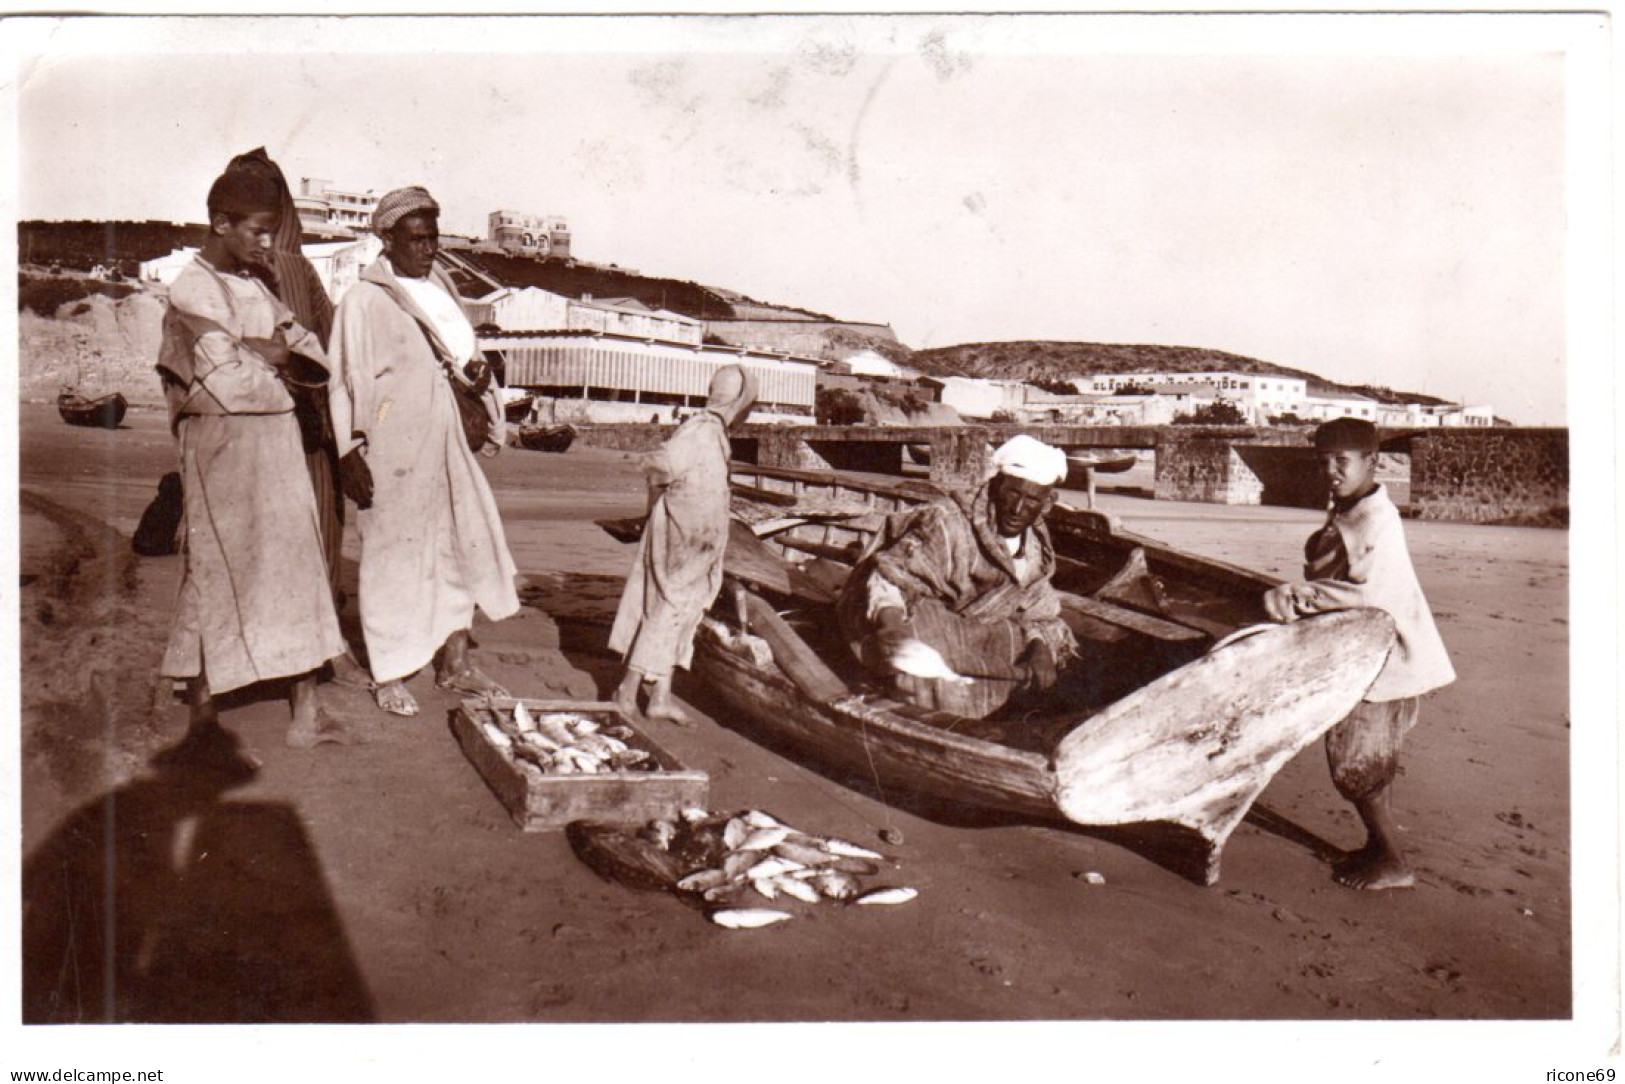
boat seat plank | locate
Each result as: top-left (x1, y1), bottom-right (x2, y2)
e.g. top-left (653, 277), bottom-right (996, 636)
top-left (732, 484), bottom-right (802, 507)
top-left (1062, 594), bottom-right (1207, 643)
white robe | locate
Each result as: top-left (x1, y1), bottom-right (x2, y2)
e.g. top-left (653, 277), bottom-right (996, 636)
top-left (327, 259), bottom-right (519, 683)
top-left (157, 257), bottom-right (346, 694)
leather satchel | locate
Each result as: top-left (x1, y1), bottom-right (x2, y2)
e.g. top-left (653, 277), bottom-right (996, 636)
top-left (446, 362), bottom-right (492, 454)
top-left (405, 311), bottom-right (492, 453)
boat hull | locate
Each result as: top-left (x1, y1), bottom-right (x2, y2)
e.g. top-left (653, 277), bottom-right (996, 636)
top-left (58, 392), bottom-right (126, 429)
top-left (516, 424), bottom-right (576, 453)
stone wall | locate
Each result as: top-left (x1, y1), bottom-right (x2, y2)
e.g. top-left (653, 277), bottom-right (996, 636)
top-left (1409, 428), bottom-right (1568, 526)
top-left (1153, 432), bottom-right (1264, 504)
top-left (569, 424), bottom-right (674, 454)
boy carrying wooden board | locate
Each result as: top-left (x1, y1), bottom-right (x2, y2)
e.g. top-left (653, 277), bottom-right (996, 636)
top-left (1263, 418), bottom-right (1455, 890)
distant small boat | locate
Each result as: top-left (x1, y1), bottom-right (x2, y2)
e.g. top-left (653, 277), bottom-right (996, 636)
top-left (58, 390), bottom-right (126, 429)
top-left (1067, 452), bottom-right (1138, 475)
top-left (516, 423), bottom-right (576, 453)
top-left (501, 389), bottom-right (536, 424)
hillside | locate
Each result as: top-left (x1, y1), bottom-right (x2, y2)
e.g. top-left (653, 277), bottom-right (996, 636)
top-left (907, 340), bottom-right (1449, 407)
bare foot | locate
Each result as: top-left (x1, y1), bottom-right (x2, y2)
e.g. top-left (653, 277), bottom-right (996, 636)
top-left (286, 710), bottom-right (357, 749)
top-left (435, 665), bottom-right (509, 698)
top-left (612, 681), bottom-right (643, 721)
top-left (329, 652), bottom-right (372, 689)
top-left (374, 680), bottom-right (419, 717)
top-left (1334, 846), bottom-right (1415, 890)
top-left (645, 695), bottom-right (701, 729)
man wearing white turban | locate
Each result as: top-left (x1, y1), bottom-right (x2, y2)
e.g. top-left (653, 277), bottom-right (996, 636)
top-left (836, 435), bottom-right (1077, 719)
top-left (327, 186), bottom-right (519, 717)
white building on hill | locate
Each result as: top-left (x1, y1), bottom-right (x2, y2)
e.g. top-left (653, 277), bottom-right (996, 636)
top-left (928, 376), bottom-right (1029, 420)
top-left (1083, 371), bottom-right (1308, 423)
top-left (460, 286), bottom-right (703, 345)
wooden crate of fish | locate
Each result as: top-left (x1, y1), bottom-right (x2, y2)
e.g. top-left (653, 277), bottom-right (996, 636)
top-left (451, 698), bottom-right (709, 831)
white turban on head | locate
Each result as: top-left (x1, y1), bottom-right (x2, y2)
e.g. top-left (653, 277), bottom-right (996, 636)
top-left (991, 434), bottom-right (1068, 487)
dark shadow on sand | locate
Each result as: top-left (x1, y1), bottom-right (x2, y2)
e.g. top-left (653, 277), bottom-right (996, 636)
top-left (22, 728), bottom-right (375, 1024)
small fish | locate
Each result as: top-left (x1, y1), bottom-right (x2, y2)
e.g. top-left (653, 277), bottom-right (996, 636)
top-left (511, 701), bottom-right (537, 733)
top-left (722, 818), bottom-right (750, 850)
top-left (722, 851), bottom-right (760, 880)
top-left (746, 856), bottom-right (804, 881)
top-left (535, 716), bottom-right (577, 748)
top-left (823, 839), bottom-right (885, 861)
top-left (889, 639), bottom-right (973, 685)
top-left (639, 820), bottom-right (677, 851)
top-left (810, 871), bottom-right (861, 900)
top-left (481, 723), bottom-right (513, 749)
top-left (854, 886), bottom-right (918, 907)
top-left (520, 730), bottom-right (561, 753)
top-left (773, 875), bottom-right (820, 904)
top-left (739, 827), bottom-right (790, 852)
top-left (679, 806), bottom-right (711, 823)
top-left (709, 908), bottom-right (792, 929)
top-left (751, 877), bottom-right (780, 901)
top-left (574, 733), bottom-right (618, 760)
top-left (703, 883), bottom-right (748, 905)
top-left (743, 810), bottom-right (781, 829)
top-left (773, 842), bottom-right (835, 868)
top-left (827, 857), bottom-right (880, 876)
top-left (675, 868), bottom-right (729, 893)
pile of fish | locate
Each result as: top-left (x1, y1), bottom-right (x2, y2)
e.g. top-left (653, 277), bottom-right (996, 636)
top-left (479, 701), bottom-right (658, 775)
top-left (649, 807), bottom-right (918, 929)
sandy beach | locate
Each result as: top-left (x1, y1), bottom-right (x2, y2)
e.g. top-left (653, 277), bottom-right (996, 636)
top-left (14, 401), bottom-right (1583, 1070)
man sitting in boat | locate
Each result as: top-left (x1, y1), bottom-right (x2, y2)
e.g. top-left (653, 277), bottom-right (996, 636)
top-left (837, 435), bottom-right (1077, 719)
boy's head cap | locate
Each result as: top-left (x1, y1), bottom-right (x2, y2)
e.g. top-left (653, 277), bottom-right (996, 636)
top-left (1313, 417), bottom-right (1379, 454)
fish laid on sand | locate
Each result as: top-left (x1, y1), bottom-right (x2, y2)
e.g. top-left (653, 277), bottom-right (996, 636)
top-left (571, 808), bottom-right (919, 926)
top-left (854, 886), bottom-right (918, 906)
top-left (710, 908), bottom-right (794, 930)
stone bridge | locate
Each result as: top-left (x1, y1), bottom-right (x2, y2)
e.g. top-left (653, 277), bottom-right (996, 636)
top-left (571, 422), bottom-right (1567, 527)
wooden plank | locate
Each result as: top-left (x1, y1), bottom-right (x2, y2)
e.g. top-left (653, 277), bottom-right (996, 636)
top-left (738, 589), bottom-right (851, 703)
top-left (1062, 594), bottom-right (1207, 643)
top-left (732, 483), bottom-right (801, 507)
top-left (725, 520), bottom-right (837, 604)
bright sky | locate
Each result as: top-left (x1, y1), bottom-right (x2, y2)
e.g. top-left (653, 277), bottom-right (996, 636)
top-left (6, 14), bottom-right (1602, 424)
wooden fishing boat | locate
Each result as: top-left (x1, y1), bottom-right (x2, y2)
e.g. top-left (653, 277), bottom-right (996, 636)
top-left (1066, 451), bottom-right (1138, 475)
top-left (502, 389), bottom-right (537, 424)
top-left (515, 423), bottom-right (576, 453)
top-left (667, 462), bottom-right (1394, 885)
top-left (57, 390), bottom-right (126, 429)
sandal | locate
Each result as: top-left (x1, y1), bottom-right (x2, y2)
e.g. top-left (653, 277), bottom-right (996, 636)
top-left (373, 680), bottom-right (419, 717)
top-left (435, 665), bottom-right (509, 698)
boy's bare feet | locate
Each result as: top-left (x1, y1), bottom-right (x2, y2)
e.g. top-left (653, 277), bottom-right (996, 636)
top-left (645, 680), bottom-right (700, 728)
top-left (1333, 844), bottom-right (1415, 890)
top-left (611, 672), bottom-right (644, 721)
